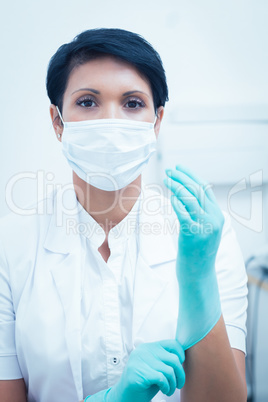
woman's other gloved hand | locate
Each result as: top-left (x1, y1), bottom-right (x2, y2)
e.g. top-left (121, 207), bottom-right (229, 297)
top-left (85, 339), bottom-right (185, 402)
top-left (164, 164), bottom-right (224, 350)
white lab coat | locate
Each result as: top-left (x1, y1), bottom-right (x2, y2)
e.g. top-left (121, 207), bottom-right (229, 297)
top-left (0, 183), bottom-right (248, 402)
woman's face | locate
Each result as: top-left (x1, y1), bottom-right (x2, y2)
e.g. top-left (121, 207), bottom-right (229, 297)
top-left (50, 55), bottom-right (164, 139)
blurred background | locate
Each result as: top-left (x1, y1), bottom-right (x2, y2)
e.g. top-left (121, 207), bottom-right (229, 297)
top-left (0, 1), bottom-right (267, 400)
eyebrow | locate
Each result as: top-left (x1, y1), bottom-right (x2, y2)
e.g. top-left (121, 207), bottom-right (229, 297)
top-left (71, 88), bottom-right (149, 98)
top-left (71, 88), bottom-right (100, 95)
top-left (122, 90), bottom-right (149, 98)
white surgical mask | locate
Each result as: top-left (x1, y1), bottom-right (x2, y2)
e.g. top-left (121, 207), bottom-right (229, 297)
top-left (56, 106), bottom-right (157, 191)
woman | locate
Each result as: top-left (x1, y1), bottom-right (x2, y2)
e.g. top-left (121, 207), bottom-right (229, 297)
top-left (0, 28), bottom-right (248, 401)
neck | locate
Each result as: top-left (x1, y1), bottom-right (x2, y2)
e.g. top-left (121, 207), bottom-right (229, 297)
top-left (73, 171), bottom-right (141, 234)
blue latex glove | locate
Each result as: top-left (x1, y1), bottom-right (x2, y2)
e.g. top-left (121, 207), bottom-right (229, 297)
top-left (85, 339), bottom-right (185, 402)
top-left (163, 164), bottom-right (224, 350)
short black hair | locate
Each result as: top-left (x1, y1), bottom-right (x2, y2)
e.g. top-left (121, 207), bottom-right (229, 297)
top-left (46, 28), bottom-right (169, 114)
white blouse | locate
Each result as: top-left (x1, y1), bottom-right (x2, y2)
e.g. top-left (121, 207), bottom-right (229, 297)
top-left (78, 192), bottom-right (142, 396)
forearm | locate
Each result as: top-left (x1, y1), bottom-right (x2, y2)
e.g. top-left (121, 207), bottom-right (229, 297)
top-left (180, 315), bottom-right (247, 402)
top-left (0, 379), bottom-right (27, 402)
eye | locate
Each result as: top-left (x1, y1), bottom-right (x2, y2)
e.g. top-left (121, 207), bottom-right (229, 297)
top-left (76, 96), bottom-right (97, 108)
top-left (125, 97), bottom-right (145, 109)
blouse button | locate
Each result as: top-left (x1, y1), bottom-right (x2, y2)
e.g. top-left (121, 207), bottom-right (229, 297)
top-left (111, 356), bottom-right (120, 365)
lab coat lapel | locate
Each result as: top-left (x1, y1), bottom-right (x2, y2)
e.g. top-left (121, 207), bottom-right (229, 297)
top-left (44, 187), bottom-right (84, 400)
top-left (50, 252), bottom-right (84, 400)
top-left (132, 186), bottom-right (178, 342)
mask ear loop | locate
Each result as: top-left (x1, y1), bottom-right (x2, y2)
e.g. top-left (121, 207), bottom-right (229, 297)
top-left (56, 106), bottom-right (64, 125)
top-left (153, 114), bottom-right (158, 125)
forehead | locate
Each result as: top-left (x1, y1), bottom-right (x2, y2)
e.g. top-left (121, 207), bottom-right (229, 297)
top-left (65, 55), bottom-right (153, 95)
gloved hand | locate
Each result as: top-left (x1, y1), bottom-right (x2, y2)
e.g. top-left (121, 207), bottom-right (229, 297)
top-left (163, 164), bottom-right (224, 350)
top-left (85, 339), bottom-right (185, 402)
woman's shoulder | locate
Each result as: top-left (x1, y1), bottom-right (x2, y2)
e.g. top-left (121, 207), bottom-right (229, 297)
top-left (0, 188), bottom-right (58, 258)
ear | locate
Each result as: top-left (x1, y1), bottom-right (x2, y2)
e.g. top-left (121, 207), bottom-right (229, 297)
top-left (49, 104), bottom-right (63, 142)
top-left (154, 106), bottom-right (164, 140)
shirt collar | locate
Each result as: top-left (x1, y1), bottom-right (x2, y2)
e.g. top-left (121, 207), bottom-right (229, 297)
top-left (76, 180), bottom-right (144, 249)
